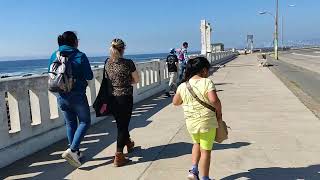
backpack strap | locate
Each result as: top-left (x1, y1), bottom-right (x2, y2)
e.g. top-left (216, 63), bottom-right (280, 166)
top-left (186, 81), bottom-right (216, 112)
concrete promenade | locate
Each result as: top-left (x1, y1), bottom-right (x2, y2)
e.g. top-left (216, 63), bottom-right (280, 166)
top-left (1, 54), bottom-right (320, 180)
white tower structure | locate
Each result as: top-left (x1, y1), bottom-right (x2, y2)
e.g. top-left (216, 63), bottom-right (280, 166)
top-left (200, 20), bottom-right (212, 55)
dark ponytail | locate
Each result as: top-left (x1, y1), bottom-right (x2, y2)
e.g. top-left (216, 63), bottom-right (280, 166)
top-left (183, 56), bottom-right (210, 82)
top-left (57, 35), bottom-right (64, 46)
top-left (57, 31), bottom-right (78, 47)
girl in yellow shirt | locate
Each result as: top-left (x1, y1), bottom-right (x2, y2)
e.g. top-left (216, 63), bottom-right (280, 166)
top-left (173, 57), bottom-right (223, 180)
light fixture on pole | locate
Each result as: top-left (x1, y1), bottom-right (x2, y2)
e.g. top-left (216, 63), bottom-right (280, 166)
top-left (258, 0), bottom-right (279, 60)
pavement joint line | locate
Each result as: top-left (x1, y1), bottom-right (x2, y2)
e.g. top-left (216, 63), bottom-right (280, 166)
top-left (137, 123), bottom-right (186, 180)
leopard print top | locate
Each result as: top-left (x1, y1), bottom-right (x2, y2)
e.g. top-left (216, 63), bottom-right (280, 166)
top-left (105, 58), bottom-right (136, 96)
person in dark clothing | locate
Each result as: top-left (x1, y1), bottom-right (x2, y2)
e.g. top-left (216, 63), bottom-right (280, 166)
top-left (165, 48), bottom-right (179, 97)
top-left (48, 31), bottom-right (93, 168)
top-left (104, 38), bottom-right (139, 167)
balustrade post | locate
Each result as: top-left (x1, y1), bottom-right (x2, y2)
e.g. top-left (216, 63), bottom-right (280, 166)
top-left (0, 91), bottom-right (10, 148)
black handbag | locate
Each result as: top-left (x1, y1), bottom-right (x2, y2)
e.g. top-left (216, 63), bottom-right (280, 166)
top-left (93, 59), bottom-right (113, 117)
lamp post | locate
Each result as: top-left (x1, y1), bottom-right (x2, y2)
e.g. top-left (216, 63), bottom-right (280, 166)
top-left (275, 0), bottom-right (279, 60)
top-left (259, 1), bottom-right (296, 59)
top-left (259, 0), bottom-right (279, 60)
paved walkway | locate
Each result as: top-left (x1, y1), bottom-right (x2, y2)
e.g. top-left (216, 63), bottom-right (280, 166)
top-left (1, 55), bottom-right (320, 180)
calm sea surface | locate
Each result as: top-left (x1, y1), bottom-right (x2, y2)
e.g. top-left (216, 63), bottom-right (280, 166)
top-left (0, 53), bottom-right (171, 78)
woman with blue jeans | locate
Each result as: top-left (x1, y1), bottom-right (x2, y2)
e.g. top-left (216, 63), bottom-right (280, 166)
top-left (49, 31), bottom-right (93, 168)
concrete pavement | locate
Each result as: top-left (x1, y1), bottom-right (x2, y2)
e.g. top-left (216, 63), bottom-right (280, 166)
top-left (1, 54), bottom-right (320, 180)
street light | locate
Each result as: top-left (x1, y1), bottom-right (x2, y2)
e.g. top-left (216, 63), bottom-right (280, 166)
top-left (259, 0), bottom-right (279, 59)
top-left (259, 11), bottom-right (276, 20)
top-left (259, 1), bottom-right (296, 60)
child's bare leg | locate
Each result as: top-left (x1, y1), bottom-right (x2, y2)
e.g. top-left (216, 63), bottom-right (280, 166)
top-left (199, 149), bottom-right (211, 177)
top-left (192, 143), bottom-right (201, 166)
top-left (188, 143), bottom-right (201, 179)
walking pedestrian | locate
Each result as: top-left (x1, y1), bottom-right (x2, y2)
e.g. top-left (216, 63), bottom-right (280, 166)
top-left (172, 57), bottom-right (223, 180)
top-left (165, 48), bottom-right (179, 97)
top-left (105, 38), bottom-right (139, 167)
top-left (48, 31), bottom-right (93, 168)
top-left (177, 42), bottom-right (189, 83)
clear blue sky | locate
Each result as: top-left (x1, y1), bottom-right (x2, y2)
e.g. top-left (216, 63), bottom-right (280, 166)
top-left (0, 0), bottom-right (319, 59)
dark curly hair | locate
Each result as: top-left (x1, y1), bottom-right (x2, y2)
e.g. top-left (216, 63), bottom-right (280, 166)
top-left (183, 56), bottom-right (210, 82)
top-left (57, 31), bottom-right (78, 47)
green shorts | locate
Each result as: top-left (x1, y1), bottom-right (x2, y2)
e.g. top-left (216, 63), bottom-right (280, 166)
top-left (190, 128), bottom-right (216, 150)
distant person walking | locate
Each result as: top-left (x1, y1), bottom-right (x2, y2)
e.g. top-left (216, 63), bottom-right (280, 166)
top-left (165, 48), bottom-right (179, 97)
top-left (105, 39), bottom-right (139, 167)
top-left (173, 57), bottom-right (223, 180)
top-left (48, 31), bottom-right (93, 168)
top-left (177, 42), bottom-right (189, 83)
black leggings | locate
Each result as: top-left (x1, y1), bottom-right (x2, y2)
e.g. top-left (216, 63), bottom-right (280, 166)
top-left (110, 95), bottom-right (133, 152)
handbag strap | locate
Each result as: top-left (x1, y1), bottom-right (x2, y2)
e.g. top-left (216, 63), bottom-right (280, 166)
top-left (103, 59), bottom-right (113, 96)
top-left (103, 59), bottom-right (108, 79)
top-left (186, 81), bottom-right (216, 112)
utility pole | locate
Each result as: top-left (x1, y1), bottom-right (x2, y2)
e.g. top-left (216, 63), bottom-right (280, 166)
top-left (282, 15), bottom-right (284, 49)
top-left (259, 3), bottom-right (295, 55)
top-left (274, 0), bottom-right (279, 60)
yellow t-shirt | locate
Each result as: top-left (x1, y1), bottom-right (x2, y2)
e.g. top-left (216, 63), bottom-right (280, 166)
top-left (177, 78), bottom-right (218, 134)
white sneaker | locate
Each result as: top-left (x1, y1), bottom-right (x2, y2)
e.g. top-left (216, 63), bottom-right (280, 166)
top-left (62, 148), bottom-right (81, 168)
top-left (187, 170), bottom-right (200, 180)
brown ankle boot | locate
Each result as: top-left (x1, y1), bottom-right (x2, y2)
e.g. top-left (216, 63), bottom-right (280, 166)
top-left (113, 152), bottom-right (129, 167)
top-left (126, 138), bottom-right (135, 153)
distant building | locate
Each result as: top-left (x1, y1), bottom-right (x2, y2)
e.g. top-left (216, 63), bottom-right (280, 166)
top-left (212, 43), bottom-right (224, 52)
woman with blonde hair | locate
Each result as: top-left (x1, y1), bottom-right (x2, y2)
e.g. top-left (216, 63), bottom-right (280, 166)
top-left (104, 38), bottom-right (139, 167)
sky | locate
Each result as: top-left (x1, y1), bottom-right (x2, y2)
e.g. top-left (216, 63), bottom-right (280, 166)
top-left (0, 0), bottom-right (319, 59)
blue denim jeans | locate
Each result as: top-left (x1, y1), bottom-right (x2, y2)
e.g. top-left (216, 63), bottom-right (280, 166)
top-left (57, 92), bottom-right (91, 151)
top-left (179, 62), bottom-right (186, 83)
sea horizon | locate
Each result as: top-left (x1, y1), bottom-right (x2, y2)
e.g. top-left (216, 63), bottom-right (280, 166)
top-left (0, 51), bottom-right (200, 78)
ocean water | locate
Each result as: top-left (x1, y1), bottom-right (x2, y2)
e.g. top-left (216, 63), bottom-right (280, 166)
top-left (0, 53), bottom-right (170, 78)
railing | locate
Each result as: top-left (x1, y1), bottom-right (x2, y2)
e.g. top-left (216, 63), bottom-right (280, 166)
top-left (0, 59), bottom-right (169, 168)
top-left (207, 51), bottom-right (236, 65)
top-left (0, 51), bottom-right (236, 168)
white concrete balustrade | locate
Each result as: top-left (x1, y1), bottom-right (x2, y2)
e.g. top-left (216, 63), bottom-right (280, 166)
top-left (0, 52), bottom-right (236, 168)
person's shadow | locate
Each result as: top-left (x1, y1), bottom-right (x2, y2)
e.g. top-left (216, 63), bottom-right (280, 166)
top-left (221, 165), bottom-right (320, 180)
top-left (80, 141), bottom-right (251, 171)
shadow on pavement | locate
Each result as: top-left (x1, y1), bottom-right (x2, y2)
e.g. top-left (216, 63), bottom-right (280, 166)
top-left (0, 93), bottom-right (172, 180)
top-left (221, 164), bottom-right (320, 180)
top-left (214, 142), bottom-right (251, 150)
top-left (214, 83), bottom-right (233, 86)
top-left (80, 141), bottom-right (251, 171)
top-left (225, 64), bottom-right (256, 67)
